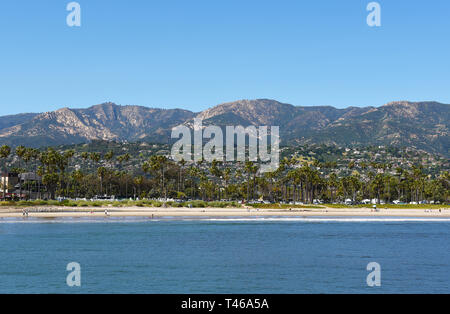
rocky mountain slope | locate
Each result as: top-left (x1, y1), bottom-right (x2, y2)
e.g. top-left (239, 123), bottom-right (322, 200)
top-left (0, 99), bottom-right (448, 156)
top-left (0, 103), bottom-right (195, 147)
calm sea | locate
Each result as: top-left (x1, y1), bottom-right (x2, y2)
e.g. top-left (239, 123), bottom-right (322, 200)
top-left (0, 217), bottom-right (449, 293)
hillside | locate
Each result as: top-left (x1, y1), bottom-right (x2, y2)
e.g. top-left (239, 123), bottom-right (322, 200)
top-left (0, 99), bottom-right (448, 156)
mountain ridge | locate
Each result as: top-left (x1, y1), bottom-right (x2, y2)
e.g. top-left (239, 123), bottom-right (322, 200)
top-left (0, 99), bottom-right (448, 156)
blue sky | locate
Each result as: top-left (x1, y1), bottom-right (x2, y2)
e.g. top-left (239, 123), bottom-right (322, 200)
top-left (0, 0), bottom-right (449, 115)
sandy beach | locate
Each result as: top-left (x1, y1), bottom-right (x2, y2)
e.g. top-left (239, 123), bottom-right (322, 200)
top-left (0, 206), bottom-right (449, 219)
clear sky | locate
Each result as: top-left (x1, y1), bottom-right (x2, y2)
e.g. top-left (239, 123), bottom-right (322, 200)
top-left (0, 0), bottom-right (449, 115)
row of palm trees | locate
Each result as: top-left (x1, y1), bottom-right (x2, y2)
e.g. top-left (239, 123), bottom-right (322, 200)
top-left (0, 144), bottom-right (449, 203)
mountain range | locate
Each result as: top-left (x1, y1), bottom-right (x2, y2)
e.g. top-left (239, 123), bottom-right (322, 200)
top-left (0, 99), bottom-right (448, 156)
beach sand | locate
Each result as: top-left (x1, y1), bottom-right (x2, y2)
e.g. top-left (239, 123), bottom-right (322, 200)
top-left (0, 206), bottom-right (449, 218)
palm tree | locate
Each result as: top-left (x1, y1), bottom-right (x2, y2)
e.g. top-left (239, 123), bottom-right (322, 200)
top-left (244, 161), bottom-right (258, 201)
top-left (29, 148), bottom-right (41, 199)
top-left (89, 152), bottom-right (102, 196)
top-left (15, 146), bottom-right (26, 170)
top-left (223, 167), bottom-right (231, 199)
top-left (349, 174), bottom-right (361, 202)
top-left (89, 152), bottom-right (101, 165)
top-left (117, 153), bottom-right (131, 198)
top-left (117, 153), bottom-right (130, 166)
top-left (39, 148), bottom-right (61, 199)
top-left (134, 176), bottom-right (144, 199)
top-left (328, 173), bottom-right (339, 203)
top-left (143, 155), bottom-right (169, 199)
top-left (105, 150), bottom-right (114, 163)
top-left (15, 145), bottom-right (26, 199)
top-left (20, 148), bottom-right (36, 199)
top-left (62, 150), bottom-right (75, 197)
top-left (370, 174), bottom-right (384, 204)
top-left (81, 152), bottom-right (89, 163)
top-left (177, 158), bottom-right (187, 194)
top-left (210, 159), bottom-right (223, 200)
top-left (71, 170), bottom-right (84, 198)
top-left (97, 167), bottom-right (107, 196)
top-left (103, 151), bottom-right (115, 195)
top-left (187, 166), bottom-right (200, 199)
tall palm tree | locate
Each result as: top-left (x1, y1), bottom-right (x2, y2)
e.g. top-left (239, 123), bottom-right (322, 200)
top-left (39, 148), bottom-right (60, 199)
top-left (187, 166), bottom-right (200, 199)
top-left (20, 148), bottom-right (36, 199)
top-left (244, 161), bottom-right (258, 202)
top-left (62, 150), bottom-right (75, 197)
top-left (117, 153), bottom-right (131, 198)
top-left (71, 170), bottom-right (84, 198)
top-left (103, 151), bottom-right (115, 195)
top-left (210, 159), bottom-right (222, 200)
top-left (134, 176), bottom-right (144, 199)
top-left (89, 152), bottom-right (102, 196)
top-left (15, 146), bottom-right (26, 170)
top-left (223, 167), bottom-right (231, 199)
top-left (143, 155), bottom-right (169, 199)
top-left (177, 158), bottom-right (187, 194)
top-left (15, 146), bottom-right (26, 199)
top-left (328, 173), bottom-right (339, 203)
top-left (97, 167), bottom-right (107, 196)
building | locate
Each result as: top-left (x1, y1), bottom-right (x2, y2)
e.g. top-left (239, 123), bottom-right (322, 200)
top-left (16, 172), bottom-right (44, 199)
top-left (0, 172), bottom-right (19, 197)
top-left (1, 172), bottom-right (45, 200)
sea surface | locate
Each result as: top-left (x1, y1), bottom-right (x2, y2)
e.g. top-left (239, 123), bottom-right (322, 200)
top-left (0, 216), bottom-right (449, 293)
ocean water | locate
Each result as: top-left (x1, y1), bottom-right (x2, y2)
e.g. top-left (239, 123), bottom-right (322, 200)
top-left (0, 216), bottom-right (449, 294)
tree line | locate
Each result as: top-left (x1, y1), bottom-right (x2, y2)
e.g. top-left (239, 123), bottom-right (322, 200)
top-left (0, 144), bottom-right (448, 203)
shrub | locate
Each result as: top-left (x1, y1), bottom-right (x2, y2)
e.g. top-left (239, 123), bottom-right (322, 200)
top-left (189, 200), bottom-right (206, 208)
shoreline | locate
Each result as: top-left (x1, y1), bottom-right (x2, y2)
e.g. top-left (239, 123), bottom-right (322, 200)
top-left (1, 206), bottom-right (449, 219)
